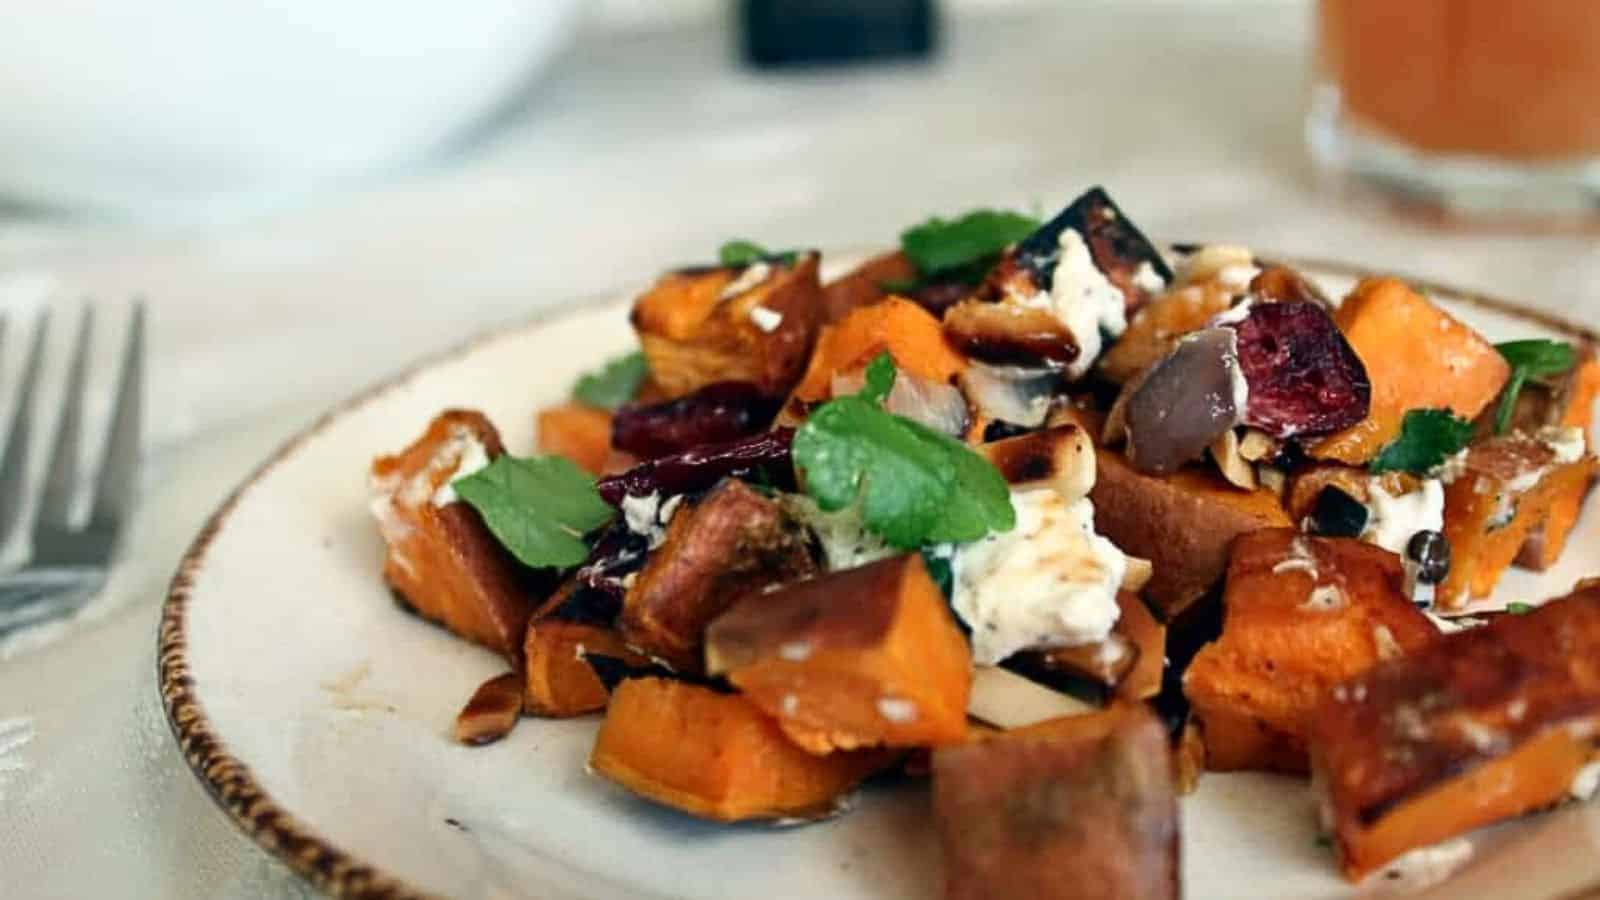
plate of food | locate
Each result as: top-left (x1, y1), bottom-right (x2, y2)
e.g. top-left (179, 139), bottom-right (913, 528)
top-left (159, 187), bottom-right (1600, 900)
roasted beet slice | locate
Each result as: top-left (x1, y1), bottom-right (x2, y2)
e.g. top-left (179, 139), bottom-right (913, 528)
top-left (611, 381), bottom-right (781, 459)
top-left (1224, 300), bottom-right (1370, 439)
top-left (1012, 186), bottom-right (1172, 312)
top-left (596, 428), bottom-right (795, 505)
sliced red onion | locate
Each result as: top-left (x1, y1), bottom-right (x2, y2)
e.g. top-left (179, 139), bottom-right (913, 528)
top-left (831, 370), bottom-right (970, 438)
top-left (958, 362), bottom-right (1060, 429)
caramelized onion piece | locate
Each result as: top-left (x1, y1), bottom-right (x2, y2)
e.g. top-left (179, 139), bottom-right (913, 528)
top-left (1124, 328), bottom-right (1243, 475)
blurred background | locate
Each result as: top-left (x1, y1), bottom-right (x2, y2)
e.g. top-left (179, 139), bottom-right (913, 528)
top-left (4, 1), bottom-right (1600, 894)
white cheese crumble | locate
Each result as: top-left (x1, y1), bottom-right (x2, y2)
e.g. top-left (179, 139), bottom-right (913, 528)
top-left (620, 491), bottom-right (683, 550)
top-left (1430, 448), bottom-right (1471, 485)
top-left (748, 305), bottom-right (784, 333)
top-left (1362, 479), bottom-right (1445, 555)
top-left (1539, 424), bottom-right (1588, 465)
top-left (1571, 760), bottom-right (1600, 801)
top-left (780, 495), bottom-right (895, 571)
top-left (780, 694), bottom-right (800, 717)
top-left (1131, 260), bottom-right (1167, 295)
top-left (1371, 837), bottom-right (1474, 891)
top-left (428, 431), bottom-right (493, 507)
top-left (950, 488), bottom-right (1126, 665)
top-left (719, 261), bottom-right (771, 300)
top-left (876, 697), bottom-right (918, 724)
top-left (1025, 228), bottom-right (1128, 380)
top-left (1209, 298), bottom-right (1254, 328)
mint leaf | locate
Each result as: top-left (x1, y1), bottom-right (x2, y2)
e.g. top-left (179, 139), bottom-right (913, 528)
top-left (1370, 409), bottom-right (1474, 474)
top-left (793, 357), bottom-right (1014, 550)
top-left (900, 210), bottom-right (1040, 276)
top-left (1506, 601), bottom-right (1534, 615)
top-left (453, 456), bottom-right (614, 568)
top-left (1493, 340), bottom-right (1577, 434)
top-left (573, 351), bottom-right (647, 410)
top-left (718, 239), bottom-right (799, 268)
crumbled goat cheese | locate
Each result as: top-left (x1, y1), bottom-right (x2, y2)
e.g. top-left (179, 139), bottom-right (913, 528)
top-left (1021, 228), bottom-right (1127, 380)
top-left (1372, 837), bottom-right (1474, 891)
top-left (1430, 448), bottom-right (1471, 485)
top-left (1571, 760), bottom-right (1600, 801)
top-left (748, 305), bottom-right (784, 333)
top-left (1363, 479), bottom-right (1444, 555)
top-left (1540, 424), bottom-right (1588, 465)
top-left (1132, 260), bottom-right (1167, 294)
top-left (951, 489), bottom-right (1126, 665)
top-left (428, 431), bottom-right (493, 507)
top-left (719, 261), bottom-right (771, 300)
top-left (780, 495), bottom-right (895, 571)
top-left (621, 491), bottom-right (682, 550)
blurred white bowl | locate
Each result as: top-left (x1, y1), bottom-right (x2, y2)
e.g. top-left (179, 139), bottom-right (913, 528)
top-left (0, 1), bottom-right (582, 222)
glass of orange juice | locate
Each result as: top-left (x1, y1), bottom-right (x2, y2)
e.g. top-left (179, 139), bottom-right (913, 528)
top-left (1308, 0), bottom-right (1600, 223)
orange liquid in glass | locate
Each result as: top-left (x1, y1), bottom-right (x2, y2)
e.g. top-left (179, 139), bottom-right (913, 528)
top-left (1319, 0), bottom-right (1600, 161)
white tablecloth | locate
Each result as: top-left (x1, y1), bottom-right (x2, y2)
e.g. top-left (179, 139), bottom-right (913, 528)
top-left (4, 4), bottom-right (1599, 897)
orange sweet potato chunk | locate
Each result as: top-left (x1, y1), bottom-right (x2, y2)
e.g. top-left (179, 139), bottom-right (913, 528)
top-left (632, 253), bottom-right (823, 399)
top-left (370, 410), bottom-right (549, 659)
top-left (1184, 530), bottom-right (1439, 773)
top-left (1309, 584), bottom-right (1600, 881)
top-left (535, 404), bottom-right (613, 475)
top-left (589, 677), bottom-right (893, 822)
top-left (1516, 353), bottom-right (1600, 570)
top-left (932, 703), bottom-right (1179, 900)
top-left (1313, 278), bottom-right (1509, 464)
top-left (787, 296), bottom-right (968, 407)
top-left (705, 554), bottom-right (971, 753)
top-left (1439, 435), bottom-right (1598, 610)
top-left (821, 250), bottom-right (920, 324)
top-left (522, 580), bottom-right (646, 717)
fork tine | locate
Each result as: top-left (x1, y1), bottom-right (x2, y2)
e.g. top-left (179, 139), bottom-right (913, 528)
top-left (88, 302), bottom-right (143, 532)
top-left (33, 305), bottom-right (93, 533)
top-left (0, 311), bottom-right (49, 548)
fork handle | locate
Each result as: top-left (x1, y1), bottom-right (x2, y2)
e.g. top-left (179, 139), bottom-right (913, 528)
top-left (0, 568), bottom-right (104, 634)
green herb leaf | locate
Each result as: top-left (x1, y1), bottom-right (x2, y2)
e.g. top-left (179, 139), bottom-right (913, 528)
top-left (453, 455), bottom-right (614, 568)
top-left (919, 548), bottom-right (955, 601)
top-left (793, 357), bottom-right (1014, 550)
top-left (572, 351), bottom-right (647, 410)
top-left (900, 210), bottom-right (1041, 277)
top-left (1506, 601), bottom-right (1534, 615)
top-left (718, 239), bottom-right (798, 268)
top-left (1370, 409), bottom-right (1475, 474)
top-left (1493, 339), bottom-right (1577, 434)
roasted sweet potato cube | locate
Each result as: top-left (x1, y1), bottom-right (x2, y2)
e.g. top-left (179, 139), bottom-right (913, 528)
top-left (522, 579), bottom-right (647, 717)
top-left (705, 554), bottom-right (971, 753)
top-left (1309, 584), bottom-right (1600, 881)
top-left (1439, 434), bottom-right (1598, 610)
top-left (1312, 278), bottom-right (1510, 464)
top-left (619, 478), bottom-right (815, 671)
top-left (1511, 350), bottom-right (1600, 570)
top-left (369, 410), bottom-right (549, 659)
top-left (1184, 530), bottom-right (1439, 773)
top-left (589, 677), bottom-right (893, 822)
top-left (631, 252), bottom-right (823, 399)
top-left (1114, 590), bottom-right (1167, 701)
top-left (820, 250), bottom-right (920, 323)
top-left (786, 296), bottom-right (968, 412)
top-left (932, 703), bottom-right (1178, 900)
top-left (535, 403), bottom-right (614, 475)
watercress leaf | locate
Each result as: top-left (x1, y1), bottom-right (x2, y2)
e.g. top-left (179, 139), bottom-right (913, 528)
top-left (453, 455), bottom-right (614, 568)
top-left (861, 352), bottom-right (897, 403)
top-left (1370, 408), bottom-right (1475, 474)
top-left (1506, 601), bottom-right (1534, 615)
top-left (572, 351), bottom-right (647, 410)
top-left (923, 422), bottom-right (1017, 543)
top-left (1496, 339), bottom-right (1576, 377)
top-left (718, 239), bottom-right (799, 268)
top-left (900, 209), bottom-right (1041, 277)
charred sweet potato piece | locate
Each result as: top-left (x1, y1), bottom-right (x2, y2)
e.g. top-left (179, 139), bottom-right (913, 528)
top-left (1510, 350), bottom-right (1600, 569)
top-left (705, 554), bottom-right (970, 753)
top-left (821, 251), bottom-right (920, 323)
top-left (1309, 584), bottom-right (1600, 881)
top-left (370, 410), bottom-right (549, 659)
top-left (523, 580), bottom-right (647, 717)
top-left (589, 677), bottom-right (893, 822)
top-left (1008, 185), bottom-right (1173, 314)
top-left (1284, 465), bottom-right (1416, 526)
top-left (1114, 590), bottom-right (1167, 701)
top-left (535, 403), bottom-right (613, 475)
top-left (787, 296), bottom-right (968, 409)
top-left (619, 479), bottom-right (815, 671)
top-left (1312, 278), bottom-right (1509, 464)
top-left (631, 253), bottom-right (823, 399)
top-left (1184, 530), bottom-right (1439, 773)
top-left (932, 703), bottom-right (1179, 900)
top-left (1439, 434), bottom-right (1598, 610)
top-left (1098, 282), bottom-right (1234, 385)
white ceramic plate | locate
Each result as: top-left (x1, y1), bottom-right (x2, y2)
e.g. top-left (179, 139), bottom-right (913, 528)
top-left (160, 256), bottom-right (1600, 900)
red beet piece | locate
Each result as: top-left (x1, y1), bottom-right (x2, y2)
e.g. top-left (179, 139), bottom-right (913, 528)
top-left (612, 381), bottom-right (781, 459)
top-left (596, 429), bottom-right (795, 506)
top-left (1228, 300), bottom-right (1370, 439)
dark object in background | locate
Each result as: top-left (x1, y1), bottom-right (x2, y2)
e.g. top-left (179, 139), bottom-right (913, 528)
top-left (741, 0), bottom-right (936, 67)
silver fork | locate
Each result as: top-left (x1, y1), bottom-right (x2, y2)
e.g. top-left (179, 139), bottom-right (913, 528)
top-left (0, 303), bottom-right (144, 634)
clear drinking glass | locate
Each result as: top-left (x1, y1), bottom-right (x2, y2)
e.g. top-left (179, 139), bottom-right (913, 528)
top-left (1308, 0), bottom-right (1600, 224)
